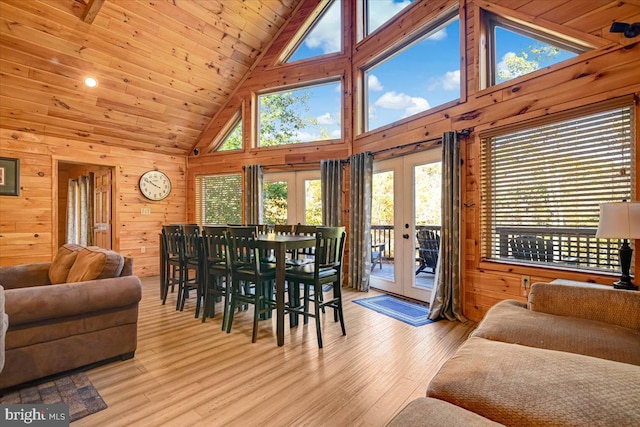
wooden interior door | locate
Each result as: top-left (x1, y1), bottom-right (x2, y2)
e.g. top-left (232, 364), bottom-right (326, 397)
top-left (94, 168), bottom-right (112, 249)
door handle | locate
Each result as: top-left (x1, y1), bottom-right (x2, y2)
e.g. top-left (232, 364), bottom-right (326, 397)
top-left (402, 234), bottom-right (409, 239)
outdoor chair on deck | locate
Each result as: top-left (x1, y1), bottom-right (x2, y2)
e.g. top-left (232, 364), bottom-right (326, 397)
top-left (285, 226), bottom-right (346, 349)
top-left (509, 235), bottom-right (553, 262)
top-left (416, 229), bottom-right (440, 275)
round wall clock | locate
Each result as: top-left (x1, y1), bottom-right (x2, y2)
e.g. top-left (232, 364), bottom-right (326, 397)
top-left (139, 170), bottom-right (171, 201)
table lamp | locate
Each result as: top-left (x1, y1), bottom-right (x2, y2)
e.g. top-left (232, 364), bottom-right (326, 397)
top-left (596, 201), bottom-right (640, 290)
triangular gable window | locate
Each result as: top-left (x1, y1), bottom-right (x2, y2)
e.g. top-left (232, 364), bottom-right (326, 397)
top-left (364, 0), bottom-right (414, 37)
top-left (214, 112), bottom-right (242, 152)
top-left (485, 14), bottom-right (591, 87)
top-left (283, 0), bottom-right (341, 63)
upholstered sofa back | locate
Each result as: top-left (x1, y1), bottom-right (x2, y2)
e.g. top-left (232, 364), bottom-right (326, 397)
top-left (0, 245), bottom-right (133, 290)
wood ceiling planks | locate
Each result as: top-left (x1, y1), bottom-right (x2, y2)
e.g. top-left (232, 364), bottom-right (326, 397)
top-left (0, 0), bottom-right (298, 155)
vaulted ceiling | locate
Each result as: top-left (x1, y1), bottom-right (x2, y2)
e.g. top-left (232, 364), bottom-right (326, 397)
top-left (0, 0), bottom-right (299, 155)
top-left (1, 0), bottom-right (638, 156)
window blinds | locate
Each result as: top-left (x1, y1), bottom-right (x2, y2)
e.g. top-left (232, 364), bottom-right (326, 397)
top-left (481, 104), bottom-right (634, 271)
top-left (195, 174), bottom-right (243, 225)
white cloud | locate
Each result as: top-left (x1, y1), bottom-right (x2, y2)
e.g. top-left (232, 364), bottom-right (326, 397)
top-left (303, 1), bottom-right (341, 54)
top-left (368, 74), bottom-right (383, 91)
top-left (330, 129), bottom-right (341, 139)
top-left (368, 0), bottom-right (413, 33)
top-left (317, 112), bottom-right (336, 125)
top-left (295, 131), bottom-right (319, 142)
top-left (374, 91), bottom-right (430, 118)
top-left (427, 28), bottom-right (447, 41)
top-left (429, 70), bottom-right (460, 91)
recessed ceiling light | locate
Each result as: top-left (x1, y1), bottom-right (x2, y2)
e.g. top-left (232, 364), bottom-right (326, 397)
top-left (84, 77), bottom-right (98, 88)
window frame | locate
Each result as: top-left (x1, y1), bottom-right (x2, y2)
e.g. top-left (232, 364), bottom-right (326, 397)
top-left (255, 78), bottom-right (343, 148)
top-left (360, 7), bottom-right (460, 134)
top-left (211, 108), bottom-right (243, 153)
top-left (479, 99), bottom-right (636, 276)
top-left (481, 11), bottom-right (591, 89)
top-left (195, 173), bottom-right (244, 226)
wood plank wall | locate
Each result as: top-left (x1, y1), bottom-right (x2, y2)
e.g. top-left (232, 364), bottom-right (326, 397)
top-left (189, 0), bottom-right (640, 322)
top-left (0, 129), bottom-right (186, 276)
top-left (0, 0), bottom-right (638, 320)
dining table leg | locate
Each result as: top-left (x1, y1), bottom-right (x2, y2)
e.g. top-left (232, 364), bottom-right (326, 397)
top-left (275, 242), bottom-right (286, 346)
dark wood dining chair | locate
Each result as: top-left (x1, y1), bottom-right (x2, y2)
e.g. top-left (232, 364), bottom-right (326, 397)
top-left (201, 226), bottom-right (230, 330)
top-left (180, 224), bottom-right (203, 316)
top-left (224, 226), bottom-right (276, 343)
top-left (285, 226), bottom-right (346, 349)
top-left (161, 225), bottom-right (183, 305)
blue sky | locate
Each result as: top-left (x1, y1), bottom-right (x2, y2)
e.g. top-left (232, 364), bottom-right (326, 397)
top-left (279, 0), bottom-right (576, 142)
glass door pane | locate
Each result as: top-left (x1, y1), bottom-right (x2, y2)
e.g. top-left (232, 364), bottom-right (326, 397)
top-left (263, 180), bottom-right (289, 225)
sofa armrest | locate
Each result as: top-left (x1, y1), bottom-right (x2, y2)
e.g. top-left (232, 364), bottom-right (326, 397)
top-left (0, 263), bottom-right (52, 290)
top-left (528, 281), bottom-right (640, 331)
top-left (5, 276), bottom-right (142, 326)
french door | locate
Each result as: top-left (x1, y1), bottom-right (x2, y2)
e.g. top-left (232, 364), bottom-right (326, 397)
top-left (370, 150), bottom-right (441, 302)
top-left (263, 171), bottom-right (322, 225)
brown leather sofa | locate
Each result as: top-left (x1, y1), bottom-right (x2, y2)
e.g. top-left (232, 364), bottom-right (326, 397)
top-left (0, 244), bottom-right (142, 389)
top-left (388, 281), bottom-right (640, 426)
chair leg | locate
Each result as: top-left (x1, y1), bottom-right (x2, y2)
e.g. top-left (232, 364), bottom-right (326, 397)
top-left (303, 285), bottom-right (310, 324)
top-left (226, 280), bottom-right (238, 334)
top-left (314, 285), bottom-right (323, 349)
top-left (221, 276), bottom-right (230, 332)
top-left (334, 283), bottom-right (346, 336)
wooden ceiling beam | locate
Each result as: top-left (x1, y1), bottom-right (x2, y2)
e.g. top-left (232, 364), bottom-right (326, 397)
top-left (82, 0), bottom-right (105, 24)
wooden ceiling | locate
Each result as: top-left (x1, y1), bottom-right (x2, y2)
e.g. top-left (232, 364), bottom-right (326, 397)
top-left (0, 0), bottom-right (299, 155)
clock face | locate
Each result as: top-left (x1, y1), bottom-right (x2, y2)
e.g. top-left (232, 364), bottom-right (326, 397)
top-left (139, 170), bottom-right (171, 201)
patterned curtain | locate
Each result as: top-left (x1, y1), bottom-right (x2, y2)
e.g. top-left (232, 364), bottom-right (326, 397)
top-left (66, 175), bottom-right (95, 246)
top-left (429, 132), bottom-right (467, 322)
top-left (244, 164), bottom-right (263, 224)
top-left (321, 159), bottom-right (343, 226)
top-left (348, 152), bottom-right (373, 291)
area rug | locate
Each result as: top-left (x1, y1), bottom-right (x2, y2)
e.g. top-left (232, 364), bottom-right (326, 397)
top-left (0, 372), bottom-right (107, 422)
top-left (353, 294), bottom-right (435, 326)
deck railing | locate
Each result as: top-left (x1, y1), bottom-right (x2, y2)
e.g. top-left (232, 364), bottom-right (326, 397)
top-left (371, 225), bottom-right (441, 260)
top-left (372, 224), bottom-right (625, 273)
top-left (492, 226), bottom-right (622, 271)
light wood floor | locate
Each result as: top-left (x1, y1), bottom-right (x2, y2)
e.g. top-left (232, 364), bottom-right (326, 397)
top-left (74, 276), bottom-right (476, 427)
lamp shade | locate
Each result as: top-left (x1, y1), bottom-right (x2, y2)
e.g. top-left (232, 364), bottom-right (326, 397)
top-left (596, 202), bottom-right (640, 239)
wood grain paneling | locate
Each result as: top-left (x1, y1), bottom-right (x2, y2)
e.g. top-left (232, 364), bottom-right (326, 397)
top-left (0, 128), bottom-right (185, 276)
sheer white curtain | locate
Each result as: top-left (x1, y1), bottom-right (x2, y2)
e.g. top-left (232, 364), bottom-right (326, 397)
top-left (66, 175), bottom-right (94, 246)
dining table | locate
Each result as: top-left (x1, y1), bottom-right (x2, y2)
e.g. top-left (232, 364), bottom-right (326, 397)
top-left (256, 233), bottom-right (316, 346)
top-left (159, 229), bottom-right (316, 346)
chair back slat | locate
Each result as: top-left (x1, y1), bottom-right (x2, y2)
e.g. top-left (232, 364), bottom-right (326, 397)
top-left (315, 227), bottom-right (346, 274)
top-left (162, 225), bottom-right (184, 258)
top-left (201, 226), bottom-right (227, 265)
top-left (225, 226), bottom-right (261, 272)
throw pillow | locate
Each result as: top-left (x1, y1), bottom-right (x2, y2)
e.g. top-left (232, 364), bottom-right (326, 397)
top-left (48, 244), bottom-right (83, 284)
top-left (66, 247), bottom-right (124, 283)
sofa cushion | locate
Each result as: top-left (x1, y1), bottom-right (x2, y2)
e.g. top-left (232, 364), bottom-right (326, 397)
top-left (387, 398), bottom-right (504, 427)
top-left (472, 300), bottom-right (640, 365)
top-left (427, 337), bottom-right (640, 426)
top-left (48, 243), bottom-right (83, 284)
top-left (529, 281), bottom-right (640, 331)
top-left (66, 247), bottom-right (124, 283)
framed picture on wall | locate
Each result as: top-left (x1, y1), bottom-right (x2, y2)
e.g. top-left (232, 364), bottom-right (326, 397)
top-left (0, 157), bottom-right (20, 196)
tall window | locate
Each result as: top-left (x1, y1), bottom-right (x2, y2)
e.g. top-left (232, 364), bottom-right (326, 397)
top-left (285, 0), bottom-right (341, 63)
top-left (258, 80), bottom-right (341, 147)
top-left (364, 0), bottom-right (414, 37)
top-left (480, 103), bottom-right (635, 273)
top-left (484, 13), bottom-right (590, 87)
top-left (364, 10), bottom-right (460, 132)
top-left (195, 174), bottom-right (242, 225)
